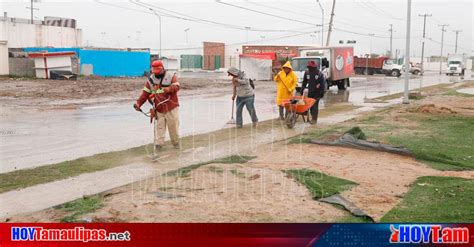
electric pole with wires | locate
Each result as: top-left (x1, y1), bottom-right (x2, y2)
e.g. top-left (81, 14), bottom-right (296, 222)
top-left (326, 0), bottom-right (336, 46)
top-left (452, 30), bottom-right (462, 53)
top-left (389, 24), bottom-right (393, 57)
top-left (438, 24), bottom-right (449, 74)
top-left (419, 14), bottom-right (431, 75)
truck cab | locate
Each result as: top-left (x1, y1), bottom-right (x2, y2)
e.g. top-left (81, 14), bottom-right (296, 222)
top-left (291, 57), bottom-right (322, 93)
top-left (446, 54), bottom-right (467, 76)
top-left (382, 59), bottom-right (403, 77)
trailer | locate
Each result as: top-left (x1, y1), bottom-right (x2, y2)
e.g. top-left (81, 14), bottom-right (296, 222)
top-left (292, 46), bottom-right (354, 91)
top-left (353, 56), bottom-right (403, 77)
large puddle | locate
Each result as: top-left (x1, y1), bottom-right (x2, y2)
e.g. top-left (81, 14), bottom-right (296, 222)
top-left (0, 73), bottom-right (464, 173)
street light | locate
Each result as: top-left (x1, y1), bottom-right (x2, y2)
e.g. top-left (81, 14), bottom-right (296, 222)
top-left (245, 26), bottom-right (251, 44)
top-left (184, 28), bottom-right (190, 44)
top-left (149, 8), bottom-right (162, 58)
top-left (368, 33), bottom-right (375, 55)
top-left (316, 0), bottom-right (324, 46)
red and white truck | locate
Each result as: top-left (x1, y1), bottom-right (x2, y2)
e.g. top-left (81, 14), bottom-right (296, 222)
top-left (353, 56), bottom-right (403, 77)
top-left (291, 46), bottom-right (354, 91)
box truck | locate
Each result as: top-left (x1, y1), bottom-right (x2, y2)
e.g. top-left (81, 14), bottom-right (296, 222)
top-left (292, 47), bottom-right (354, 91)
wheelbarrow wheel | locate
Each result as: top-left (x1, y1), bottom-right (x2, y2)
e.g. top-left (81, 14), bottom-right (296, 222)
top-left (286, 111), bottom-right (297, 128)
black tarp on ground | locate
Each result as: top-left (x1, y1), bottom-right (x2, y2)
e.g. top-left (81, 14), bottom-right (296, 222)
top-left (310, 132), bottom-right (412, 156)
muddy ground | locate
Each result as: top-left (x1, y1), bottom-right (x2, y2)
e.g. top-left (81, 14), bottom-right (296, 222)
top-left (0, 75), bottom-right (237, 107)
top-left (10, 83), bottom-right (474, 223)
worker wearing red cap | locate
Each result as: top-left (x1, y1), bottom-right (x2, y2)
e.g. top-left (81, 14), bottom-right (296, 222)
top-left (134, 60), bottom-right (180, 154)
top-left (301, 60), bottom-right (326, 124)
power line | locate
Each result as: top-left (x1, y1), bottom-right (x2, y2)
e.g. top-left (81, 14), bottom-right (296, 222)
top-left (138, 0), bottom-right (313, 33)
top-left (96, 0), bottom-right (309, 33)
top-left (245, 0), bottom-right (318, 19)
top-left (159, 30), bottom-right (317, 51)
top-left (215, 0), bottom-right (318, 27)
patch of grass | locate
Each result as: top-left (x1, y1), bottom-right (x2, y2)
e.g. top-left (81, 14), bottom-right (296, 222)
top-left (444, 89), bottom-right (474, 98)
top-left (336, 214), bottom-right (374, 223)
top-left (230, 169), bottom-right (246, 178)
top-left (166, 155), bottom-right (256, 177)
top-left (381, 176), bottom-right (474, 222)
top-left (0, 145), bottom-right (147, 193)
top-left (55, 195), bottom-right (104, 222)
top-left (286, 169), bottom-right (357, 199)
top-left (345, 127), bottom-right (367, 140)
top-left (289, 126), bottom-right (344, 144)
top-left (388, 114), bottom-right (474, 170)
top-left (208, 166), bottom-right (224, 173)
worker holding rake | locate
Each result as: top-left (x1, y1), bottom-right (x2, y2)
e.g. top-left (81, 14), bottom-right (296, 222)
top-left (274, 61), bottom-right (298, 120)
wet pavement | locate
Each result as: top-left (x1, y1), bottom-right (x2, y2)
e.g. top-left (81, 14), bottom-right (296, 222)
top-left (0, 73), bottom-right (466, 173)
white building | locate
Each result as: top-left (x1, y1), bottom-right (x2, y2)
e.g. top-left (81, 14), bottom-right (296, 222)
top-left (0, 13), bottom-right (83, 75)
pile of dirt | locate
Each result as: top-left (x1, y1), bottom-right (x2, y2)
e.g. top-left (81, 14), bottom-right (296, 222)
top-left (409, 104), bottom-right (457, 114)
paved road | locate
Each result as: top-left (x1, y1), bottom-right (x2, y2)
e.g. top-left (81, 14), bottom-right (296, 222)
top-left (0, 73), bottom-right (467, 173)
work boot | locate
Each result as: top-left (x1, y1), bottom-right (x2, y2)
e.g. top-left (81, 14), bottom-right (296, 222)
top-left (310, 114), bottom-right (318, 125)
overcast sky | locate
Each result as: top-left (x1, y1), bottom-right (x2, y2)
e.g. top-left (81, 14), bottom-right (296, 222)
top-left (1, 0), bottom-right (473, 58)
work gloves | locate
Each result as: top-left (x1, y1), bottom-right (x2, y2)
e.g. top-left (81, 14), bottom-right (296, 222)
top-left (133, 103), bottom-right (141, 112)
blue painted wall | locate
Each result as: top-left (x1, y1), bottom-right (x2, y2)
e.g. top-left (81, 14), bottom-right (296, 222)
top-left (23, 47), bottom-right (150, 77)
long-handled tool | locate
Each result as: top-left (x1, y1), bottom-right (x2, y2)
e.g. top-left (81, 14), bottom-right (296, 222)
top-left (227, 99), bottom-right (236, 124)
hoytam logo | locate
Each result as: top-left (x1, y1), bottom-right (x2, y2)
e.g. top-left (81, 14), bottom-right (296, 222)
top-left (390, 224), bottom-right (469, 244)
top-left (11, 227), bottom-right (131, 242)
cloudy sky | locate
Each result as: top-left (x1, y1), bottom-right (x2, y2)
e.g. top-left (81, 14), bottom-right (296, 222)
top-left (1, 0), bottom-right (473, 58)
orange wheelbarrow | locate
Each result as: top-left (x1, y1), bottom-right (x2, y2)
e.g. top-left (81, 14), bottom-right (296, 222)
top-left (281, 96), bottom-right (316, 128)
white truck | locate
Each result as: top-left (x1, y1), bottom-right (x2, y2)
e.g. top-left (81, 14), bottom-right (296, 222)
top-left (446, 54), bottom-right (468, 76)
top-left (292, 47), bottom-right (354, 91)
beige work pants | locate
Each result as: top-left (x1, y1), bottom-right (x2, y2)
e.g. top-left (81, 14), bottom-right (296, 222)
top-left (154, 107), bottom-right (180, 146)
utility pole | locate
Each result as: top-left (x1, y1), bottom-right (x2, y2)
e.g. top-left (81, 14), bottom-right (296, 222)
top-left (438, 24), bottom-right (449, 74)
top-left (326, 0), bottom-right (336, 46)
top-left (150, 9), bottom-right (162, 58)
top-left (403, 0), bottom-right (412, 104)
top-left (316, 0), bottom-right (324, 46)
top-left (418, 14), bottom-right (431, 75)
top-left (453, 30), bottom-right (462, 53)
top-left (26, 0), bottom-right (39, 24)
top-left (389, 24), bottom-right (393, 57)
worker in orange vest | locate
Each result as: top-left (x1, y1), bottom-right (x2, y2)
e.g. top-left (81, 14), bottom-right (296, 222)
top-left (134, 60), bottom-right (180, 155)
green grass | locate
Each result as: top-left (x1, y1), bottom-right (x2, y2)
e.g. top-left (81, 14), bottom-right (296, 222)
top-left (286, 169), bottom-right (357, 199)
top-left (55, 195), bottom-right (104, 222)
top-left (388, 114), bottom-right (474, 170)
top-left (208, 166), bottom-right (224, 173)
top-left (166, 155), bottom-right (256, 177)
top-left (0, 145), bottom-right (147, 193)
top-left (230, 169), bottom-right (246, 178)
top-left (289, 126), bottom-right (343, 144)
top-left (381, 176), bottom-right (474, 222)
top-left (444, 88), bottom-right (474, 98)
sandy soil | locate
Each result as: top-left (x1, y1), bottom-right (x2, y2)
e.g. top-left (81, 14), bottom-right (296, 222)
top-left (0, 76), bottom-right (233, 107)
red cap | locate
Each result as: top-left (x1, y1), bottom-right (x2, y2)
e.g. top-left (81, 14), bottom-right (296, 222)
top-left (307, 60), bottom-right (318, 68)
top-left (151, 60), bottom-right (164, 73)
